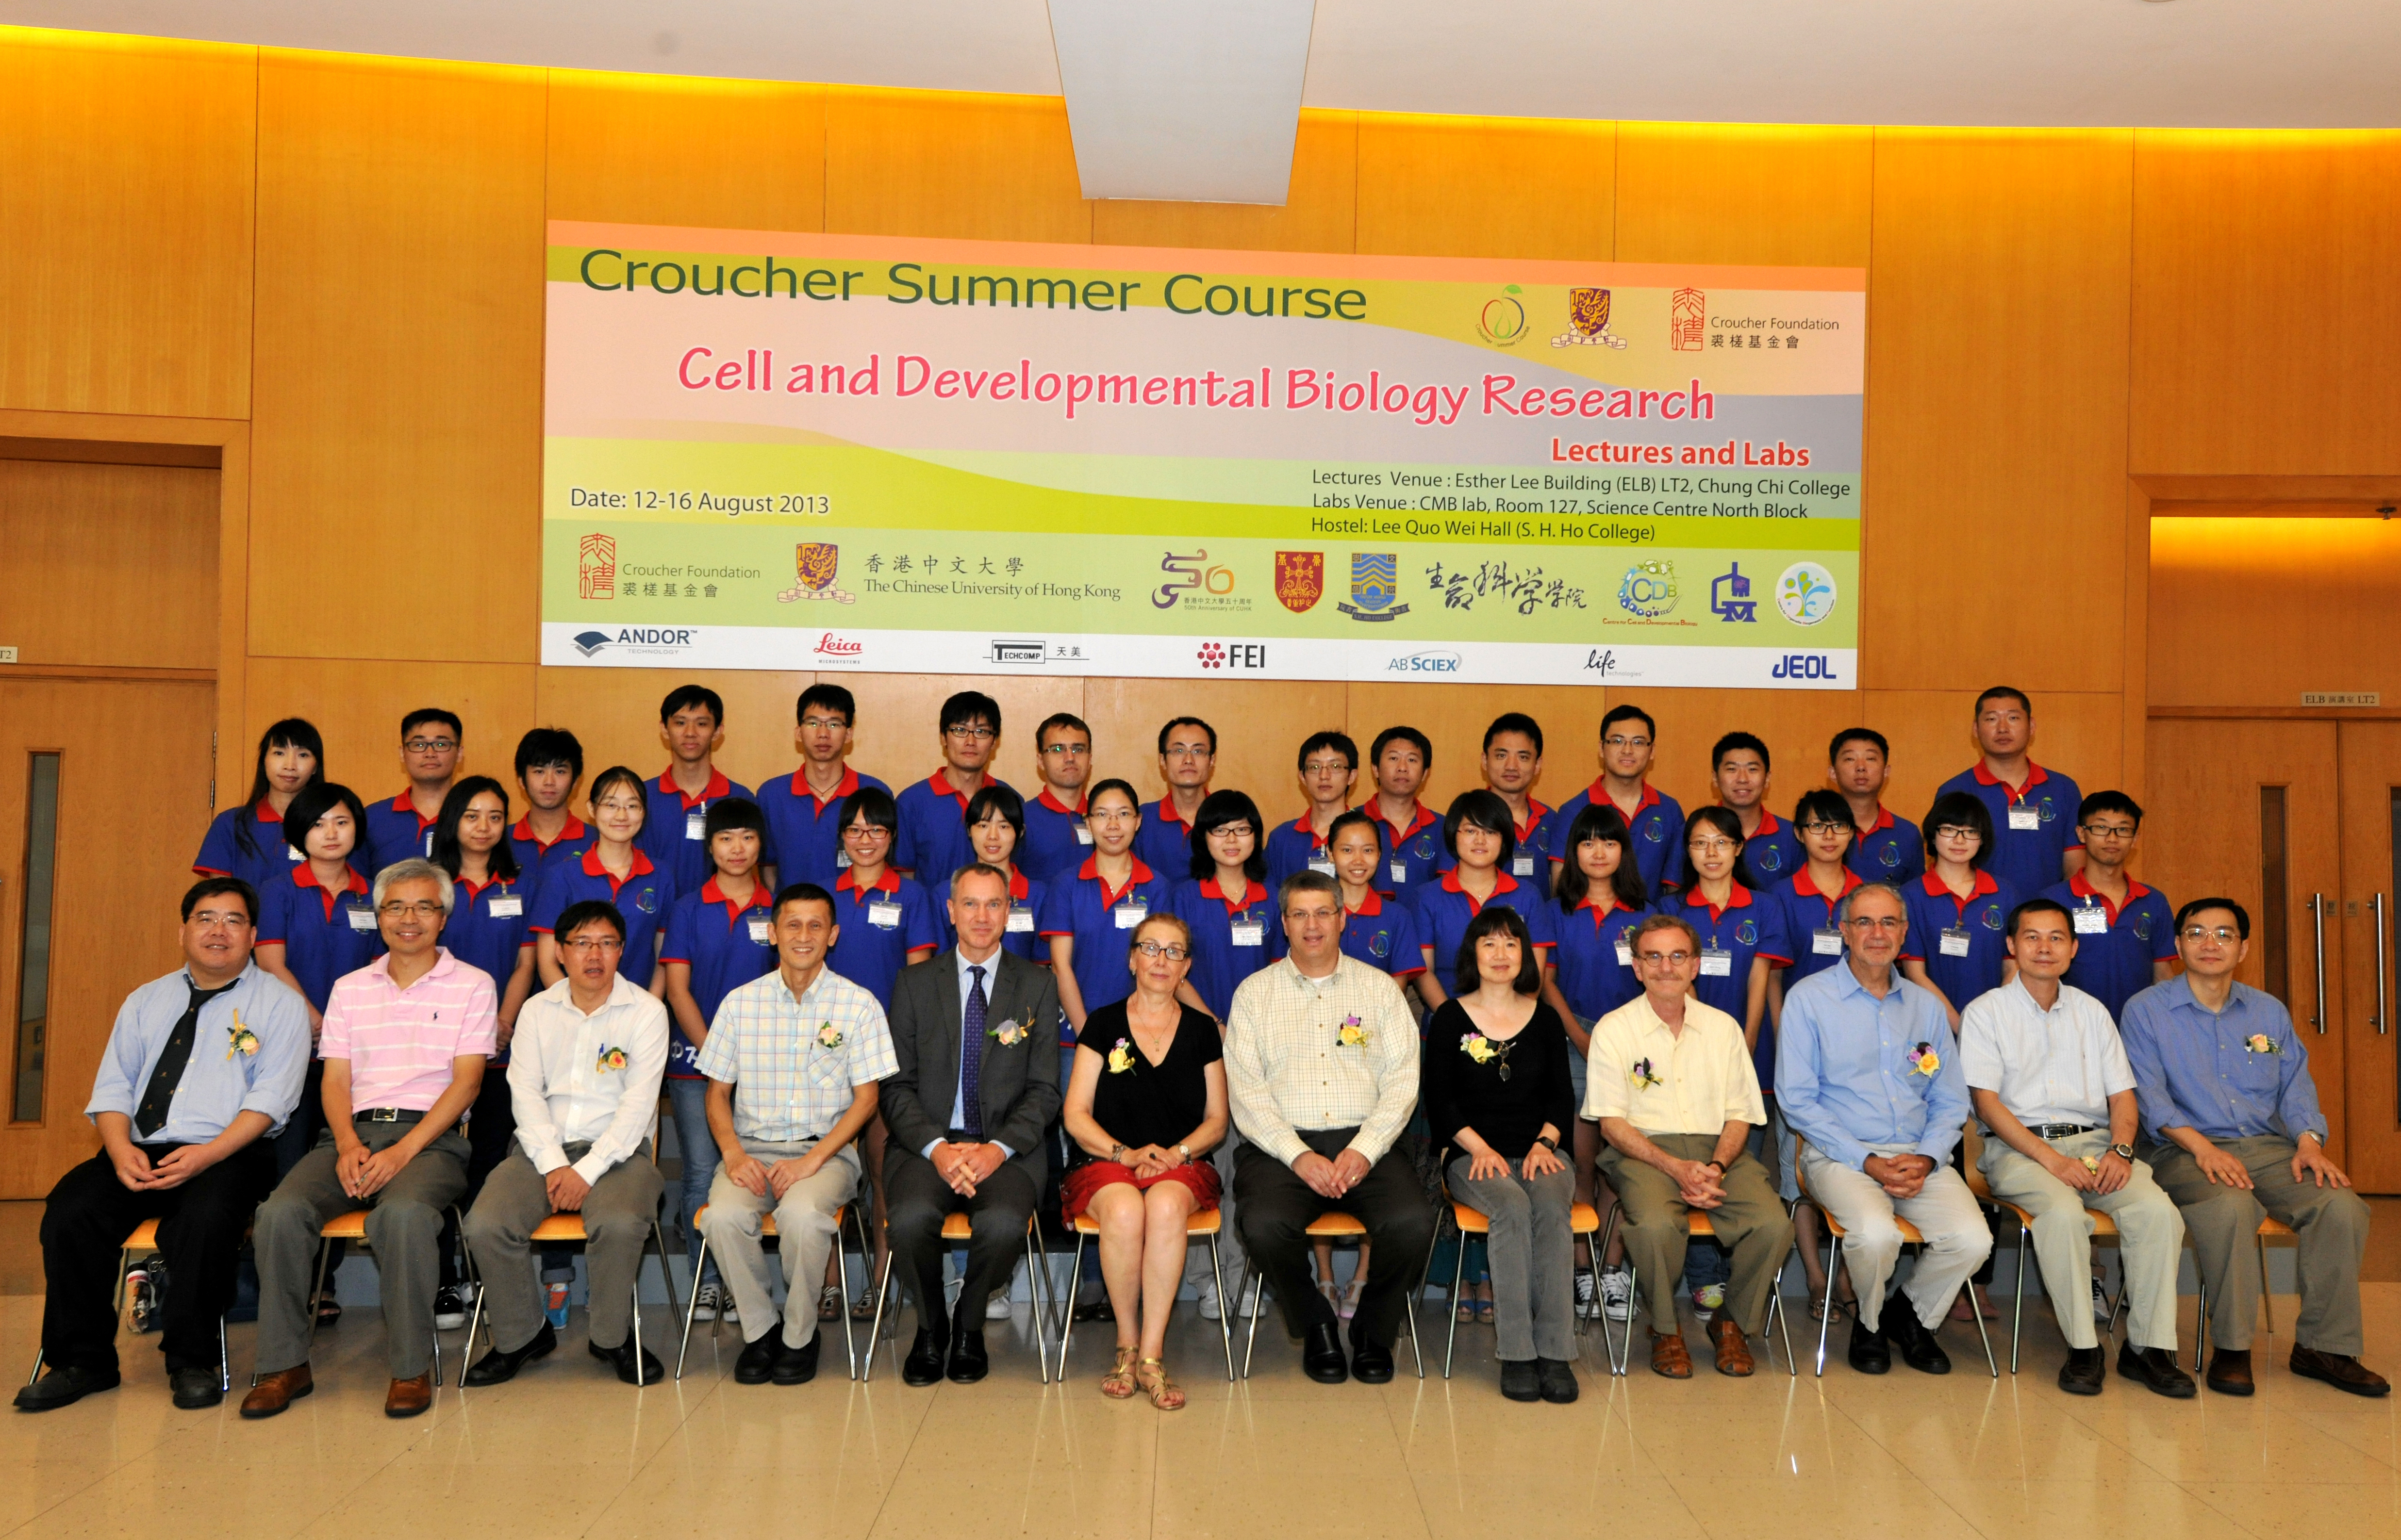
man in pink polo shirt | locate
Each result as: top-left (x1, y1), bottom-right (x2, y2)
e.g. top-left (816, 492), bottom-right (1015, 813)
top-left (241, 858), bottom-right (496, 1421)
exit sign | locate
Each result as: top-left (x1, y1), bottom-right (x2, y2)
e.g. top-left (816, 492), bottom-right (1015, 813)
top-left (2302, 692), bottom-right (2380, 707)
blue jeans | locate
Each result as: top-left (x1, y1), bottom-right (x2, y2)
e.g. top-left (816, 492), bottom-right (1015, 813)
top-left (666, 1076), bottom-right (721, 1286)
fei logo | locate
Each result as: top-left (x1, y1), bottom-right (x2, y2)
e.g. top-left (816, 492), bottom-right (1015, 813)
top-left (1710, 562), bottom-right (1757, 623)
top-left (1197, 642), bottom-right (1267, 671)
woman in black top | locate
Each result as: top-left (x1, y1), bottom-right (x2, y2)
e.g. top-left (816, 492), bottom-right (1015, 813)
top-left (1422, 906), bottom-right (1580, 1404)
top-left (1060, 913), bottom-right (1227, 1410)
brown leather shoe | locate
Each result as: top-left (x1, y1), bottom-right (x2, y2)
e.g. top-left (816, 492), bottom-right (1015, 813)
top-left (383, 1373), bottom-right (433, 1418)
top-left (1649, 1330), bottom-right (1692, 1379)
top-left (2290, 1346), bottom-right (2392, 1397)
top-left (1711, 1318), bottom-right (1755, 1377)
top-left (239, 1364), bottom-right (313, 1420)
top-left (2205, 1347), bottom-right (2253, 1396)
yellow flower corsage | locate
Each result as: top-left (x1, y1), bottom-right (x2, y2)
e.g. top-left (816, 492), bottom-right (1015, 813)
top-left (226, 1015), bottom-right (260, 1061)
top-left (1908, 1041), bottom-right (1940, 1077)
top-left (595, 1046), bottom-right (628, 1074)
top-left (1106, 1042), bottom-right (1136, 1075)
top-left (1460, 1033), bottom-right (1497, 1064)
top-left (988, 1017), bottom-right (1027, 1047)
top-left (1337, 1014), bottom-right (1369, 1049)
top-left (2243, 1033), bottom-right (2279, 1056)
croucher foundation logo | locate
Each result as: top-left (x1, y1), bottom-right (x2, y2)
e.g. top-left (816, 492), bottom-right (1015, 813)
top-left (778, 541), bottom-right (854, 604)
top-left (578, 533), bottom-right (617, 600)
top-left (1671, 288), bottom-right (1707, 352)
top-left (1553, 287), bottom-right (1627, 350)
top-left (1339, 553), bottom-right (1410, 622)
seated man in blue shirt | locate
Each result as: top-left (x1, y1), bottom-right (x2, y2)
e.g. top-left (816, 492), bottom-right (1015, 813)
top-left (2119, 898), bottom-right (2385, 1398)
top-left (17, 878), bottom-right (310, 1412)
top-left (1777, 882), bottom-right (1992, 1376)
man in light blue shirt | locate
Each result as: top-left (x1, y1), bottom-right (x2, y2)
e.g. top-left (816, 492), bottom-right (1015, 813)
top-left (2119, 897), bottom-right (2384, 1399)
top-left (1778, 882), bottom-right (1990, 1377)
top-left (18, 878), bottom-right (309, 1414)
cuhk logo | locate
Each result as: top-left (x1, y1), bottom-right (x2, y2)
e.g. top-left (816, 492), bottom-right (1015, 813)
top-left (571, 630), bottom-right (610, 657)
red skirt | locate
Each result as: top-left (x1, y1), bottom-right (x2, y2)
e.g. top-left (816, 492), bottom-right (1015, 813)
top-left (1060, 1158), bottom-right (1223, 1223)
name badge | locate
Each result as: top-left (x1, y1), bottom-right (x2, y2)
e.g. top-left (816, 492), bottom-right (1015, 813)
top-left (2073, 905), bottom-right (2109, 935)
top-left (1939, 927), bottom-right (1972, 957)
top-left (1614, 939), bottom-right (1634, 967)
top-left (868, 901), bottom-right (903, 929)
top-left (748, 917), bottom-right (772, 944)
top-left (1811, 927), bottom-right (1843, 957)
top-left (346, 905), bottom-right (378, 932)
top-left (1112, 901), bottom-right (1147, 929)
top-left (685, 810), bottom-right (706, 840)
top-left (1512, 855), bottom-right (1536, 877)
top-left (1308, 857), bottom-right (1336, 877)
top-left (2007, 805), bottom-right (2041, 832)
top-left (1007, 908), bottom-right (1035, 933)
top-left (489, 895), bottom-right (523, 918)
top-left (1699, 945), bottom-right (1733, 977)
top-left (836, 849), bottom-right (852, 868)
top-left (287, 845), bottom-right (305, 862)
top-left (1390, 861), bottom-right (1408, 885)
top-left (1075, 823), bottom-right (1093, 845)
top-left (1229, 919), bottom-right (1266, 948)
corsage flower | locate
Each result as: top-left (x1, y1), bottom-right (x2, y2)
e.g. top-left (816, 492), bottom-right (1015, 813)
top-left (1106, 1042), bottom-right (1136, 1075)
top-left (1336, 1015), bottom-right (1369, 1049)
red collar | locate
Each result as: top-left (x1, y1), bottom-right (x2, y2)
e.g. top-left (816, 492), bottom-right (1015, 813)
top-left (924, 769), bottom-right (994, 811)
top-left (1792, 866), bottom-right (1863, 902)
top-left (1199, 875), bottom-right (1262, 912)
top-left (1686, 883), bottom-right (1755, 923)
top-left (1440, 867), bottom-right (1522, 915)
top-left (296, 862), bottom-right (370, 920)
top-left (1856, 806), bottom-right (1896, 835)
top-left (580, 846), bottom-right (657, 882)
top-left (1589, 777), bottom-right (1662, 816)
top-left (1001, 866), bottom-right (1031, 901)
top-left (791, 764), bottom-right (861, 811)
top-left (837, 866), bottom-right (901, 897)
top-left (1576, 895), bottom-right (1632, 929)
top-left (1347, 888), bottom-right (1386, 918)
top-left (1920, 868), bottom-right (2000, 910)
top-left (1151, 794), bottom-right (1197, 828)
top-left (658, 765), bottom-right (734, 809)
top-left (2068, 868), bottom-right (2147, 921)
top-left (253, 800), bottom-right (284, 824)
top-left (511, 813), bottom-right (587, 851)
top-left (1036, 786), bottom-right (1087, 817)
top-left (456, 872), bottom-right (516, 901)
top-left (1081, 856), bottom-right (1154, 906)
top-left (1747, 809), bottom-right (1782, 836)
top-left (1508, 798), bottom-right (1551, 840)
top-left (1284, 811), bottom-right (1339, 850)
top-left (1971, 760), bottom-right (2051, 803)
top-left (1371, 799), bottom-right (1437, 843)
top-left (390, 789), bottom-right (439, 829)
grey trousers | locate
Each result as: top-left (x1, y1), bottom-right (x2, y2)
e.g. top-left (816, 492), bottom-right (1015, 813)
top-left (254, 1118), bottom-right (469, 1377)
top-left (464, 1140), bottom-right (664, 1354)
top-left (2145, 1134), bottom-right (2371, 1355)
top-left (1447, 1156), bottom-right (1578, 1362)
top-left (1980, 1129), bottom-right (2184, 1351)
top-left (1601, 1134), bottom-right (1794, 1336)
top-left (701, 1139), bottom-right (860, 1349)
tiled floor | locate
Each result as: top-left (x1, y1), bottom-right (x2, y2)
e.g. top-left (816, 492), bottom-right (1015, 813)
top-left (0, 1277), bottom-right (2393, 1540)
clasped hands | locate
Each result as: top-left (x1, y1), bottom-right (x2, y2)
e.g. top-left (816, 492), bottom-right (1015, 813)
top-left (1293, 1147), bottom-right (1373, 1200)
top-left (930, 1140), bottom-right (1006, 1196)
top-left (1464, 1143), bottom-right (1564, 1184)
top-left (725, 1145), bottom-right (834, 1199)
top-left (1862, 1151), bottom-right (1935, 1198)
top-left (1116, 1143), bottom-right (1183, 1179)
top-left (336, 1141), bottom-right (415, 1200)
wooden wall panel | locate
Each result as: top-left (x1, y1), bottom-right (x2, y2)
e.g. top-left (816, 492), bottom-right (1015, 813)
top-left (1093, 113), bottom-right (1358, 253)
top-left (1356, 114), bottom-right (1614, 260)
top-left (1614, 124), bottom-right (1873, 267)
top-left (548, 73), bottom-right (826, 233)
top-left (1862, 130), bottom-right (2134, 696)
top-left (2149, 516), bottom-right (2401, 711)
top-left (823, 88), bottom-right (1091, 243)
top-left (241, 658), bottom-right (538, 811)
top-left (0, 459), bottom-right (216, 670)
top-left (1866, 688), bottom-right (2127, 828)
top-left (248, 51), bottom-right (546, 666)
top-left (533, 666), bottom-right (819, 795)
top-left (0, 31), bottom-right (255, 420)
top-left (1085, 678), bottom-right (1344, 811)
top-left (2131, 132), bottom-right (2401, 477)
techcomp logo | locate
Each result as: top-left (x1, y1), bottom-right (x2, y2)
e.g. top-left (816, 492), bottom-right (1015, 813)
top-left (571, 627), bottom-right (695, 658)
top-left (1387, 650), bottom-right (1463, 674)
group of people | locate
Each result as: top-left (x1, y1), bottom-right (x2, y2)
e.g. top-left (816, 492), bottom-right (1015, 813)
top-left (14, 682), bottom-right (2386, 1419)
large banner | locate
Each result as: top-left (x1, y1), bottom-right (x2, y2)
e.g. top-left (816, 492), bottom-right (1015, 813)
top-left (542, 223), bottom-right (1863, 688)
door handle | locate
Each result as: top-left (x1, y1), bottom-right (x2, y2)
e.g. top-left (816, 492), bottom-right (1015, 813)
top-left (2376, 893), bottom-right (2390, 1035)
top-left (2309, 893), bottom-right (2328, 1034)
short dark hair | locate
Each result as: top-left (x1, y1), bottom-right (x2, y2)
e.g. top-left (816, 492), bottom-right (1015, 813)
top-left (588, 766), bottom-right (648, 826)
top-left (797, 683), bottom-right (855, 725)
top-left (1920, 791), bottom-right (1994, 870)
top-left (182, 875), bottom-right (257, 924)
top-left (554, 900), bottom-right (627, 944)
top-left (1792, 788), bottom-right (1852, 837)
top-left (1325, 807), bottom-right (1380, 854)
top-left (2079, 790), bottom-right (2144, 829)
top-left (1553, 802), bottom-right (1648, 912)
top-left (1088, 777), bottom-right (1140, 815)
top-left (1189, 789), bottom-right (1266, 882)
top-left (1371, 725), bottom-right (1431, 768)
top-left (1680, 805), bottom-right (1743, 886)
top-left (2005, 898), bottom-right (2075, 936)
top-left (1036, 712), bottom-right (1091, 749)
top-left (1830, 727), bottom-right (1889, 763)
top-left (514, 727), bottom-right (583, 782)
top-left (1297, 730), bottom-right (1359, 773)
top-left (965, 784), bottom-right (1027, 843)
top-left (283, 781), bottom-right (368, 858)
top-left (1279, 868), bottom-right (1341, 914)
top-left (704, 796), bottom-right (765, 843)
top-left (661, 684), bottom-right (725, 726)
top-left (1158, 716), bottom-right (1217, 755)
top-left (1712, 731), bottom-right (1770, 774)
top-left (431, 775), bottom-right (520, 883)
top-left (940, 690), bottom-right (1000, 736)
top-left (839, 784), bottom-right (899, 834)
top-left (772, 882), bottom-right (837, 923)
top-left (1483, 712), bottom-right (1544, 756)
top-left (400, 708), bottom-right (462, 742)
top-left (1633, 912), bottom-right (1699, 953)
top-left (2175, 896), bottom-right (2251, 940)
top-left (1599, 704), bottom-right (1656, 740)
top-left (1443, 789), bottom-right (1517, 866)
top-left (1456, 905), bottom-right (1542, 996)
top-left (1974, 686), bottom-right (2032, 718)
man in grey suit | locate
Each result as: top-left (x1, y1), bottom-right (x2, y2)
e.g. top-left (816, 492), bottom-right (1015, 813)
top-left (882, 862), bottom-right (1063, 1385)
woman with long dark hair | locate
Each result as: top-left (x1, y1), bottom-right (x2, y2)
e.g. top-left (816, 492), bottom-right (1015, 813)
top-left (194, 719), bottom-right (329, 895)
top-left (1165, 789), bottom-right (1276, 1022)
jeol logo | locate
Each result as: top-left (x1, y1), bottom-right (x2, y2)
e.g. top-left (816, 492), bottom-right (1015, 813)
top-left (1153, 550), bottom-right (1235, 608)
top-left (1772, 654), bottom-right (1841, 681)
top-left (578, 534), bottom-right (617, 600)
top-left (1710, 562), bottom-right (1757, 623)
top-left (1476, 285), bottom-right (1528, 347)
top-left (1670, 288), bottom-right (1707, 352)
top-left (1388, 650), bottom-right (1462, 674)
top-left (1339, 553), bottom-right (1410, 622)
top-left (1553, 287), bottom-right (1626, 350)
top-left (1618, 560), bottom-right (1679, 618)
top-left (1776, 561), bottom-right (1838, 626)
top-left (811, 633), bottom-right (862, 659)
top-left (1274, 552), bottom-right (1325, 614)
top-left (571, 629), bottom-right (611, 657)
top-left (779, 541), bottom-right (854, 605)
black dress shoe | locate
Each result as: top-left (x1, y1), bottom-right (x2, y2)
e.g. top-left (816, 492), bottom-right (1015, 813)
top-left (1847, 1318), bottom-right (1891, 1376)
top-left (945, 1331), bottom-right (989, 1384)
top-left (1351, 1334), bottom-right (1395, 1384)
top-left (2118, 1343), bottom-right (2197, 1399)
top-left (773, 1333), bottom-right (821, 1386)
top-left (588, 1336), bottom-right (664, 1386)
top-left (1889, 1309), bottom-right (1952, 1375)
top-left (1302, 1322), bottom-right (1348, 1384)
top-left (1537, 1358), bottom-right (1579, 1404)
top-left (1500, 1360), bottom-right (1540, 1401)
top-left (901, 1327), bottom-right (949, 1387)
top-left (169, 1366), bottom-right (225, 1409)
top-left (464, 1320), bottom-right (558, 1387)
top-left (737, 1321), bottom-right (786, 1385)
top-left (2205, 1347), bottom-right (2254, 1396)
top-left (2057, 1344), bottom-right (2106, 1396)
top-left (2290, 1345), bottom-right (2392, 1397)
top-left (14, 1365), bottom-right (119, 1412)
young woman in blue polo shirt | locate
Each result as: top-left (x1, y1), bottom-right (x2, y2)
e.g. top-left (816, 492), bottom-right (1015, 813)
top-left (1042, 779), bottom-right (1176, 1034)
top-left (661, 797), bottom-right (779, 1327)
top-left (1547, 801), bottom-right (1649, 1317)
top-left (1413, 790), bottom-right (1559, 1007)
top-left (193, 717), bottom-right (329, 896)
top-left (932, 786), bottom-right (1051, 966)
top-left (531, 765), bottom-right (671, 993)
top-left (1898, 792), bottom-right (2020, 1027)
top-left (1166, 790), bottom-right (1277, 1022)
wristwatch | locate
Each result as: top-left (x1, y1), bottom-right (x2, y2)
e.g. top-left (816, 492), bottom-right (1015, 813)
top-left (1175, 1143), bottom-right (1192, 1162)
top-left (1703, 1159), bottom-right (1725, 1174)
top-left (1109, 1142), bottom-right (1129, 1163)
top-left (1534, 1134), bottom-right (1559, 1153)
top-left (2109, 1143), bottom-right (2135, 1161)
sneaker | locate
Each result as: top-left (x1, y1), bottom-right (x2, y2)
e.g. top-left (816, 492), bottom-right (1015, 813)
top-left (544, 1281), bottom-right (570, 1331)
top-left (985, 1292), bottom-right (1013, 1321)
top-left (1601, 1268), bottom-right (1633, 1323)
top-left (1338, 1278), bottom-right (1363, 1321)
top-left (1196, 1278), bottom-right (1222, 1321)
top-left (1691, 1282), bottom-right (1725, 1321)
top-left (719, 1291), bottom-right (739, 1325)
top-left (127, 1259), bottom-right (165, 1335)
top-left (433, 1284), bottom-right (474, 1331)
top-left (690, 1283), bottom-right (723, 1323)
top-left (1574, 1267), bottom-right (1597, 1315)
top-left (2091, 1275), bottom-right (2113, 1323)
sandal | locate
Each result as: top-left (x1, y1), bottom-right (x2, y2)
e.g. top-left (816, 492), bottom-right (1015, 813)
top-left (1456, 1296), bottom-right (1476, 1323)
top-left (1474, 1285), bottom-right (1494, 1326)
top-left (314, 1291), bottom-right (343, 1327)
top-left (818, 1284), bottom-right (843, 1322)
top-left (1100, 1346), bottom-right (1139, 1400)
top-left (850, 1283), bottom-right (881, 1321)
top-left (1808, 1295), bottom-right (1854, 1324)
top-left (1136, 1356), bottom-right (1186, 1411)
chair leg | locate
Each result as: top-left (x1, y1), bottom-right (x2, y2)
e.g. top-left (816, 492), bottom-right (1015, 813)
top-left (649, 1212), bottom-right (681, 1351)
top-left (1966, 1265), bottom-right (1998, 1379)
top-left (219, 1314), bottom-right (231, 1393)
top-left (1024, 1221), bottom-right (1051, 1385)
top-left (1401, 1255), bottom-right (1426, 1380)
top-left (1241, 1271), bottom-right (1266, 1379)
top-left (1768, 1250), bottom-right (1797, 1376)
top-left (1055, 1232), bottom-right (1084, 1384)
top-left (861, 1246), bottom-right (896, 1384)
top-left (1592, 1205), bottom-right (1627, 1376)
top-left (2256, 1233), bottom-right (2273, 1340)
top-left (1815, 1235), bottom-right (1840, 1377)
top-left (836, 1205), bottom-right (859, 1381)
top-left (2009, 1222), bottom-right (2027, 1374)
top-left (674, 1232), bottom-right (711, 1381)
top-left (1442, 1223), bottom-right (1466, 1380)
top-left (2190, 1278), bottom-right (2208, 1373)
top-left (1208, 1234), bottom-right (1234, 1382)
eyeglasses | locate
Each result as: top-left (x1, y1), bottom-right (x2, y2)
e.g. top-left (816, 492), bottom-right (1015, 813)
top-left (798, 715), bottom-right (850, 732)
top-left (2082, 823), bottom-right (2137, 840)
top-left (189, 909), bottom-right (251, 929)
top-left (1933, 825), bottom-right (1980, 842)
top-left (2179, 925), bottom-right (2241, 943)
top-left (1134, 941), bottom-right (1189, 961)
top-left (594, 799), bottom-right (644, 817)
top-left (563, 936), bottom-right (624, 954)
top-left (1163, 744), bottom-right (1211, 758)
top-left (1603, 735), bottom-right (1652, 751)
top-left (1087, 807), bottom-right (1135, 822)
top-left (403, 738), bottom-right (458, 754)
top-left (1689, 837), bottom-right (1736, 854)
top-left (1795, 821), bottom-right (1844, 835)
top-left (945, 725), bottom-right (996, 741)
top-left (1636, 950), bottom-right (1693, 967)
top-left (1843, 915), bottom-right (1906, 932)
top-left (1040, 743), bottom-right (1089, 757)
top-left (378, 901), bottom-right (446, 919)
top-left (1302, 759), bottom-right (1350, 775)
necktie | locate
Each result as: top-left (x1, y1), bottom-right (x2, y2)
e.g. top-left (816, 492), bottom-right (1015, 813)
top-left (959, 964), bottom-right (988, 1141)
top-left (134, 978), bottom-right (238, 1139)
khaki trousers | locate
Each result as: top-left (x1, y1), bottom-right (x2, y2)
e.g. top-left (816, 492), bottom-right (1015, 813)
top-left (1979, 1130), bottom-right (2183, 1351)
top-left (1600, 1134), bottom-right (1793, 1336)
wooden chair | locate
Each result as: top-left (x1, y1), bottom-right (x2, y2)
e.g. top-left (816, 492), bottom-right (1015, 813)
top-left (1588, 1203), bottom-right (1795, 1376)
top-left (1793, 1134), bottom-right (1997, 1378)
top-left (861, 1210), bottom-right (1054, 1383)
top-left (300, 1204), bottom-right (472, 1387)
top-left (1958, 1124), bottom-right (2128, 1373)
top-left (1240, 1212), bottom-right (1426, 1379)
top-left (1049, 1206), bottom-right (1236, 1383)
top-left (672, 1199), bottom-right (870, 1380)
top-left (24, 1218), bottom-right (231, 1394)
top-left (1422, 1190), bottom-right (1606, 1378)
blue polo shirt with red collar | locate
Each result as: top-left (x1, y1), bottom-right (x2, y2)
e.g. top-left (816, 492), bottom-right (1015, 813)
top-left (508, 814), bottom-right (596, 887)
top-left (1935, 761), bottom-right (2083, 900)
top-left (1264, 809), bottom-right (1344, 896)
top-left (1038, 857), bottom-right (1176, 1019)
top-left (660, 876), bottom-right (778, 1078)
top-left (895, 770), bottom-right (1010, 887)
top-left (756, 765), bottom-right (890, 891)
top-left (529, 847), bottom-right (671, 987)
top-left (1549, 779), bottom-right (1685, 898)
top-left (1734, 810), bottom-right (1805, 891)
top-left (364, 789), bottom-right (440, 873)
top-left (1767, 867), bottom-right (1864, 990)
top-left (2042, 871), bottom-right (2177, 1022)
top-left (930, 865), bottom-right (1050, 964)
top-left (195, 801), bottom-right (314, 895)
top-left (638, 766), bottom-right (754, 901)
top-left (1135, 797), bottom-right (1201, 882)
top-left (1369, 800), bottom-right (1444, 898)
top-left (1414, 869), bottom-right (1558, 999)
top-left (1666, 883), bottom-right (1788, 1086)
top-left (1019, 787), bottom-right (1093, 885)
top-left (1549, 897), bottom-right (1650, 1023)
top-left (257, 865), bottom-right (383, 1011)
top-left (1167, 875), bottom-right (1279, 1020)
top-left (824, 867), bottom-right (940, 1010)
top-left (1899, 869), bottom-right (2020, 1016)
top-left (1845, 806), bottom-right (1926, 886)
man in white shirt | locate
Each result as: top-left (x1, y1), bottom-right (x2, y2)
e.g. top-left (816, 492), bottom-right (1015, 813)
top-left (1960, 898), bottom-right (2194, 1399)
top-left (1587, 914), bottom-right (1793, 1379)
top-left (1224, 871), bottom-right (1429, 1386)
top-left (462, 901), bottom-right (669, 1386)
